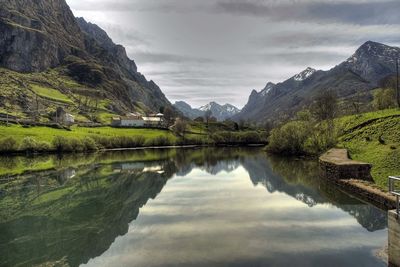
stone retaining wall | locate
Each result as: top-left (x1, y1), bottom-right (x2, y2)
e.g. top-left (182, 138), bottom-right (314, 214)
top-left (319, 148), bottom-right (396, 209)
top-left (389, 210), bottom-right (400, 267)
top-left (319, 148), bottom-right (373, 181)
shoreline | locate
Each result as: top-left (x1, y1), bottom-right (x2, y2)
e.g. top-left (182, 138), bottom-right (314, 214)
top-left (319, 148), bottom-right (395, 210)
top-left (0, 143), bottom-right (267, 157)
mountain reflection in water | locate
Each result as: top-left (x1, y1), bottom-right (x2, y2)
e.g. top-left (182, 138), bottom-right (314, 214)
top-left (0, 148), bottom-right (388, 267)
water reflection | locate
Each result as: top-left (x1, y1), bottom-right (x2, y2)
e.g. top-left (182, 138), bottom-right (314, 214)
top-left (0, 148), bottom-right (388, 267)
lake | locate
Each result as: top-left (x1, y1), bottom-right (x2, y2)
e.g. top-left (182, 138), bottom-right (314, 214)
top-left (0, 147), bottom-right (388, 267)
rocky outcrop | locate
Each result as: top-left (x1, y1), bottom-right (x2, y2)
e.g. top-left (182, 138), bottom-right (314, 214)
top-left (0, 0), bottom-right (173, 113)
top-left (0, 0), bottom-right (85, 72)
top-left (76, 17), bottom-right (137, 74)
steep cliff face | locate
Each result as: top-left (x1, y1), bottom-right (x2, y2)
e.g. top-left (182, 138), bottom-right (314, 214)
top-left (76, 17), bottom-right (137, 74)
top-left (0, 0), bottom-right (173, 116)
top-left (0, 0), bottom-right (85, 72)
top-left (75, 17), bottom-right (172, 111)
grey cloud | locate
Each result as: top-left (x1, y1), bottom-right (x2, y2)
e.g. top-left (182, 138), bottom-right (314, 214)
top-left (67, 0), bottom-right (400, 107)
top-left (216, 0), bottom-right (400, 25)
top-left (133, 52), bottom-right (214, 64)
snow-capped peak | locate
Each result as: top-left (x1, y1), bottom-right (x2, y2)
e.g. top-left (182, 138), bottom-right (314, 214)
top-left (293, 67), bottom-right (317, 81)
top-left (260, 82), bottom-right (275, 96)
top-left (198, 102), bottom-right (215, 111)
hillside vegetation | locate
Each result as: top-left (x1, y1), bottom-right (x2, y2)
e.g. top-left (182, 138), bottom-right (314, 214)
top-left (0, 67), bottom-right (123, 124)
top-left (267, 108), bottom-right (400, 189)
top-left (337, 109), bottom-right (400, 188)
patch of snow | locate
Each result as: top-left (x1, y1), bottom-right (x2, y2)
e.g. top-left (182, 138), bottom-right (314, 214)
top-left (293, 67), bottom-right (316, 81)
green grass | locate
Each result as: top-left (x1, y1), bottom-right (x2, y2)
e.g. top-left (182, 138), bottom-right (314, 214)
top-left (0, 124), bottom-right (177, 143)
top-left (337, 108), bottom-right (400, 189)
top-left (30, 84), bottom-right (73, 104)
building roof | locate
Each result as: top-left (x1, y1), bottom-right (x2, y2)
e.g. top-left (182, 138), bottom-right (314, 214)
top-left (143, 117), bottom-right (162, 122)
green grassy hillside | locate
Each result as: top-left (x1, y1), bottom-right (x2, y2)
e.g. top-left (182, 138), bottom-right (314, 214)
top-left (337, 109), bottom-right (400, 188)
top-left (0, 67), bottom-right (140, 124)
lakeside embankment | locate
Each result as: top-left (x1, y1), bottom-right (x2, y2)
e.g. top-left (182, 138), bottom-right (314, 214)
top-left (0, 123), bottom-right (267, 155)
top-left (319, 148), bottom-right (396, 209)
top-left (266, 108), bottom-right (400, 190)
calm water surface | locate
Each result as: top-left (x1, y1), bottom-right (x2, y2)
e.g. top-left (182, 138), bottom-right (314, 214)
top-left (0, 148), bottom-right (388, 267)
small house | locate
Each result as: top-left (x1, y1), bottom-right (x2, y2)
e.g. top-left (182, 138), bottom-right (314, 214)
top-left (54, 107), bottom-right (74, 125)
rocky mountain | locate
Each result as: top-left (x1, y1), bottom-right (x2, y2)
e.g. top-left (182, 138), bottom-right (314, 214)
top-left (174, 101), bottom-right (204, 119)
top-left (174, 101), bottom-right (241, 121)
top-left (234, 41), bottom-right (400, 123)
top-left (0, 0), bottom-right (172, 121)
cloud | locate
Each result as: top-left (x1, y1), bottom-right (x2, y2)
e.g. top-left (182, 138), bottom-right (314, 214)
top-left (132, 52), bottom-right (214, 64)
top-left (216, 0), bottom-right (400, 25)
top-left (66, 0), bottom-right (400, 108)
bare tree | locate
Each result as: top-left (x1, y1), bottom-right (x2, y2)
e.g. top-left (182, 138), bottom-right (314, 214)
top-left (163, 106), bottom-right (174, 124)
top-left (204, 110), bottom-right (212, 126)
top-left (173, 118), bottom-right (187, 137)
top-left (311, 90), bottom-right (338, 121)
top-left (352, 89), bottom-right (363, 115)
top-left (373, 88), bottom-right (396, 110)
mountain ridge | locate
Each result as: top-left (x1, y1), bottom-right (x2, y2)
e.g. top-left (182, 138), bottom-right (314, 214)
top-left (174, 101), bottom-right (241, 121)
top-left (234, 41), bottom-right (400, 123)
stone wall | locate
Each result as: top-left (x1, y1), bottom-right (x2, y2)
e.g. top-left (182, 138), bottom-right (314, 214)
top-left (389, 210), bottom-right (400, 267)
top-left (319, 149), bottom-right (373, 181)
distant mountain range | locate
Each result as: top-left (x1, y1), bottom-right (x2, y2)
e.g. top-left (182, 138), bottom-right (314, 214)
top-left (233, 41), bottom-right (400, 123)
top-left (174, 101), bottom-right (241, 121)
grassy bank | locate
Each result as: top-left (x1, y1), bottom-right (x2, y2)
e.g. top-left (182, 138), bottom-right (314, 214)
top-left (266, 108), bottom-right (400, 189)
top-left (0, 124), bottom-right (267, 154)
top-left (337, 109), bottom-right (400, 189)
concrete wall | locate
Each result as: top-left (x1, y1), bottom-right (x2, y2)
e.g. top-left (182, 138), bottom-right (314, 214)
top-left (389, 210), bottom-right (400, 267)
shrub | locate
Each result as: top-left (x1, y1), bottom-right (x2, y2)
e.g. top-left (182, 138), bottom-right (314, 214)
top-left (20, 137), bottom-right (38, 153)
top-left (69, 138), bottom-right (85, 152)
top-left (145, 136), bottom-right (173, 147)
top-left (211, 131), bottom-right (264, 145)
top-left (52, 136), bottom-right (73, 152)
top-left (238, 131), bottom-right (263, 143)
top-left (36, 141), bottom-right (52, 152)
top-left (0, 137), bottom-right (18, 153)
top-left (82, 137), bottom-right (98, 151)
top-left (267, 121), bottom-right (310, 155)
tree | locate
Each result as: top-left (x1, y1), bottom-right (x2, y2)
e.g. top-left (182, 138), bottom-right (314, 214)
top-left (163, 106), bottom-right (174, 124)
top-left (204, 110), bottom-right (212, 124)
top-left (351, 89), bottom-right (363, 115)
top-left (310, 90), bottom-right (338, 121)
top-left (373, 88), bottom-right (396, 110)
top-left (173, 118), bottom-right (187, 137)
top-left (194, 116), bottom-right (204, 123)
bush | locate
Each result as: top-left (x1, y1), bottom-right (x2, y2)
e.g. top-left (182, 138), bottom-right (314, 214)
top-left (20, 137), bottom-right (38, 153)
top-left (211, 131), bottom-right (265, 145)
top-left (145, 136), bottom-right (173, 147)
top-left (82, 137), bottom-right (98, 151)
top-left (69, 138), bottom-right (85, 152)
top-left (373, 88), bottom-right (396, 110)
top-left (52, 136), bottom-right (73, 152)
top-left (0, 137), bottom-right (18, 153)
top-left (175, 137), bottom-right (205, 146)
top-left (36, 141), bottom-right (52, 152)
top-left (267, 121), bottom-right (310, 155)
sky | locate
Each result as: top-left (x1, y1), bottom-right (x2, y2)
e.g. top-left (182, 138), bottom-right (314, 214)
top-left (66, 0), bottom-right (400, 108)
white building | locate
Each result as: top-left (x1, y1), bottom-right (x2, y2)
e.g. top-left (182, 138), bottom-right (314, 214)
top-left (111, 113), bottom-right (165, 128)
